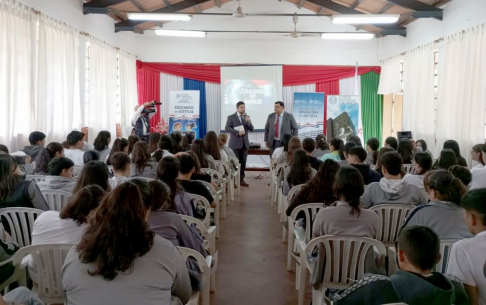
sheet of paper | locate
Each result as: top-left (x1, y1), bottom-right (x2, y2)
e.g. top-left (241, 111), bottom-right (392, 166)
top-left (235, 125), bottom-right (244, 132)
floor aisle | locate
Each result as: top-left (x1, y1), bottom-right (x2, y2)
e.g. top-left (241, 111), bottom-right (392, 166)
top-left (210, 173), bottom-right (310, 305)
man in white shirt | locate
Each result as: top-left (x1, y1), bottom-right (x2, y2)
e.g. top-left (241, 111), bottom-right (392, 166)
top-left (109, 152), bottom-right (130, 189)
top-left (447, 188), bottom-right (486, 305)
top-left (132, 101), bottom-right (157, 142)
top-left (64, 131), bottom-right (86, 166)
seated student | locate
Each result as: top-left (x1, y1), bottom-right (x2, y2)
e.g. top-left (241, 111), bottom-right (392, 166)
top-left (277, 136), bottom-right (301, 166)
top-left (447, 188), bottom-right (486, 305)
top-left (373, 146), bottom-right (395, 176)
top-left (186, 151), bottom-right (218, 189)
top-left (416, 139), bottom-right (432, 156)
top-left (397, 138), bottom-right (414, 164)
top-left (32, 185), bottom-right (104, 245)
top-left (1, 287), bottom-right (44, 305)
top-left (157, 157), bottom-right (195, 217)
top-left (109, 152), bottom-right (131, 189)
top-left (384, 136), bottom-right (398, 150)
top-left (449, 165), bottom-right (472, 187)
top-left (432, 140), bottom-right (468, 169)
top-left (347, 146), bottom-right (381, 185)
top-left (93, 131), bottom-right (111, 162)
top-left (148, 180), bottom-right (207, 257)
top-left (177, 154), bottom-right (215, 208)
top-left (204, 131), bottom-right (224, 163)
top-left (153, 135), bottom-right (174, 163)
top-left (62, 182), bottom-right (192, 305)
top-left (0, 145), bottom-right (8, 154)
top-left (31, 142), bottom-right (64, 175)
top-left (218, 133), bottom-right (236, 158)
top-left (346, 134), bottom-right (362, 147)
top-left (312, 134), bottom-right (330, 159)
top-left (22, 131), bottom-right (46, 161)
top-left (64, 131), bottom-right (86, 166)
top-left (127, 135), bottom-right (140, 156)
top-left (470, 144), bottom-right (485, 169)
top-left (403, 170), bottom-right (473, 240)
top-left (361, 151), bottom-right (428, 208)
top-left (272, 134), bottom-right (292, 160)
top-left (170, 132), bottom-right (183, 155)
top-left (181, 133), bottom-right (194, 152)
top-left (191, 139), bottom-right (215, 170)
top-left (321, 138), bottom-right (344, 162)
top-left (402, 152), bottom-right (433, 191)
top-left (339, 142), bottom-right (356, 168)
top-left (36, 157), bottom-right (76, 193)
top-left (148, 133), bottom-right (162, 155)
top-left (0, 155), bottom-right (49, 210)
top-left (334, 226), bottom-right (469, 305)
top-left (470, 144), bottom-right (486, 190)
top-left (286, 159), bottom-right (339, 217)
top-left (73, 161), bottom-right (111, 193)
top-left (282, 149), bottom-right (317, 196)
top-left (216, 135), bottom-right (229, 163)
top-left (434, 148), bottom-right (458, 170)
top-left (365, 137), bottom-right (379, 166)
top-left (83, 150), bottom-right (100, 165)
top-left (106, 138), bottom-right (129, 165)
top-left (302, 138), bottom-right (322, 171)
top-left (129, 142), bottom-right (157, 179)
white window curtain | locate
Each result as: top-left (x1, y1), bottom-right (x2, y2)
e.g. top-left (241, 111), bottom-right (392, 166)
top-left (435, 24), bottom-right (486, 165)
top-left (87, 38), bottom-right (118, 144)
top-left (403, 43), bottom-right (436, 154)
top-left (339, 76), bottom-right (361, 96)
top-left (0, 0), bottom-right (36, 151)
top-left (119, 50), bottom-right (138, 132)
top-left (378, 55), bottom-right (403, 95)
top-left (160, 72), bottom-right (184, 125)
top-left (205, 82), bottom-right (222, 133)
top-left (35, 14), bottom-right (81, 144)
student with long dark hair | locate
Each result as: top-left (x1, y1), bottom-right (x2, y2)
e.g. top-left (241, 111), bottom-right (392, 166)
top-left (148, 133), bottom-right (161, 155)
top-left (286, 160), bottom-right (339, 216)
top-left (93, 131), bottom-right (111, 162)
top-left (106, 138), bottom-right (129, 165)
top-left (276, 136), bottom-right (301, 166)
top-left (397, 138), bottom-right (414, 164)
top-left (32, 185), bottom-right (105, 245)
top-left (191, 139), bottom-right (215, 170)
top-left (62, 182), bottom-right (192, 305)
top-left (129, 142), bottom-right (157, 179)
top-left (36, 157), bottom-right (76, 193)
top-left (313, 134), bottom-right (330, 159)
top-left (416, 139), bottom-right (432, 157)
top-left (181, 133), bottom-right (194, 151)
top-left (436, 148), bottom-right (458, 170)
top-left (203, 131), bottom-right (222, 161)
top-left (170, 132), bottom-right (183, 154)
top-left (470, 144), bottom-right (484, 168)
top-left (73, 161), bottom-right (111, 193)
top-left (156, 157), bottom-right (195, 217)
top-left (432, 140), bottom-right (467, 168)
top-left (403, 170), bottom-right (473, 240)
top-left (321, 138), bottom-right (344, 162)
top-left (365, 138), bottom-right (380, 166)
top-left (449, 165), bottom-right (472, 187)
top-left (83, 150), bottom-right (100, 165)
top-left (32, 142), bottom-right (64, 175)
top-left (402, 152), bottom-right (432, 191)
top-left (313, 166), bottom-right (379, 238)
top-left (0, 155), bottom-right (48, 210)
top-left (282, 149), bottom-right (316, 196)
top-left (153, 135), bottom-right (174, 163)
top-left (127, 135), bottom-right (140, 155)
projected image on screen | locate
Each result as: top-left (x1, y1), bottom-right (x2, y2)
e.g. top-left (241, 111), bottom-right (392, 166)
top-left (221, 66), bottom-right (283, 130)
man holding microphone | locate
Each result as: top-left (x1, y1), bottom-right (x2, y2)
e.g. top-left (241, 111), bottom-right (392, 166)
top-left (225, 101), bottom-right (254, 187)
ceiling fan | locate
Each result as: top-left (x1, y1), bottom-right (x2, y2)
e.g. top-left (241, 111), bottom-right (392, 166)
top-left (232, 0), bottom-right (245, 18)
top-left (285, 14), bottom-right (316, 38)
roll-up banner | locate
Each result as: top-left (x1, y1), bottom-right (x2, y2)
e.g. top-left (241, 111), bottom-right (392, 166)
top-left (169, 91), bottom-right (200, 139)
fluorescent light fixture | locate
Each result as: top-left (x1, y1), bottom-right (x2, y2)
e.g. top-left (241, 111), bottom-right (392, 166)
top-left (321, 33), bottom-right (375, 40)
top-left (155, 30), bottom-right (206, 38)
top-left (127, 13), bottom-right (192, 21)
top-left (332, 14), bottom-right (400, 24)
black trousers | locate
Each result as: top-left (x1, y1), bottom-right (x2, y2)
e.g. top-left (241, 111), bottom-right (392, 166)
top-left (270, 140), bottom-right (282, 157)
top-left (232, 147), bottom-right (248, 180)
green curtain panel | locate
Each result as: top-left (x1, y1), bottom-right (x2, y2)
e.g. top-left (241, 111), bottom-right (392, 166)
top-left (361, 72), bottom-right (383, 146)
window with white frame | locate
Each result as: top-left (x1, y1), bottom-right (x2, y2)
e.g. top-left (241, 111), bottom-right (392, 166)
top-left (85, 42), bottom-right (90, 127)
top-left (116, 54), bottom-right (121, 125)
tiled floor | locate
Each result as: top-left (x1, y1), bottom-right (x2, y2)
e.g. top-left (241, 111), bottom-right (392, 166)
top-left (210, 173), bottom-right (311, 305)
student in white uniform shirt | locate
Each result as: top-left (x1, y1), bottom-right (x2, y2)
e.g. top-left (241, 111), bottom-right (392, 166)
top-left (470, 144), bottom-right (485, 169)
top-left (93, 131), bottom-right (111, 162)
top-left (64, 131), bottom-right (86, 167)
top-left (402, 152), bottom-right (432, 191)
top-left (470, 145), bottom-right (486, 190)
top-left (109, 152), bottom-right (130, 189)
top-left (447, 188), bottom-right (486, 305)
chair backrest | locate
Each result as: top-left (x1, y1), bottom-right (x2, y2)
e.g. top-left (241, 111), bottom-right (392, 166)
top-left (179, 215), bottom-right (216, 255)
top-left (73, 166), bottom-right (83, 177)
top-left (40, 189), bottom-right (72, 212)
top-left (213, 160), bottom-right (229, 177)
top-left (25, 175), bottom-right (47, 183)
top-left (18, 164), bottom-right (30, 174)
top-left (177, 247), bottom-right (211, 305)
top-left (227, 155), bottom-right (240, 167)
top-left (287, 184), bottom-right (305, 205)
top-left (434, 239), bottom-right (460, 273)
top-left (196, 180), bottom-right (217, 197)
top-left (188, 194), bottom-right (212, 228)
top-left (370, 204), bottom-right (415, 246)
top-left (290, 203), bottom-right (326, 243)
top-left (200, 168), bottom-right (223, 189)
top-left (305, 235), bottom-right (387, 289)
top-left (12, 244), bottom-right (73, 304)
top-left (273, 163), bottom-right (287, 177)
top-left (402, 164), bottom-right (413, 175)
top-left (0, 208), bottom-right (43, 247)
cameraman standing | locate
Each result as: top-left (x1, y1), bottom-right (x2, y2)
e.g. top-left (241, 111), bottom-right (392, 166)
top-left (132, 101), bottom-right (157, 142)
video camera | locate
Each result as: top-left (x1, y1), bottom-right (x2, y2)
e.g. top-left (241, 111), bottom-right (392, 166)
top-left (142, 100), bottom-right (162, 115)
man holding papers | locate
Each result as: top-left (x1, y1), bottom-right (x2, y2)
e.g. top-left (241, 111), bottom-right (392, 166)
top-left (225, 101), bottom-right (254, 187)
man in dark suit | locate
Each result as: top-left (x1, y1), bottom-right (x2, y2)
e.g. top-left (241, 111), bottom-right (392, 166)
top-left (225, 101), bottom-right (254, 187)
top-left (264, 101), bottom-right (299, 156)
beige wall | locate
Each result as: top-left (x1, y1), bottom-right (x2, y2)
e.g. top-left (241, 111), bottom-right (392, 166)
top-left (382, 94), bottom-right (403, 145)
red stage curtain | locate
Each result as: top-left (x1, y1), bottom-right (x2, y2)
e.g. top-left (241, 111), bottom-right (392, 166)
top-left (316, 80), bottom-right (340, 134)
top-left (137, 62), bottom-right (161, 128)
top-left (138, 61), bottom-right (220, 84)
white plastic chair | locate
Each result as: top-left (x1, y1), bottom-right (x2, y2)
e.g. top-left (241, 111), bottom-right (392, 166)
top-left (214, 160), bottom-right (232, 203)
top-left (271, 163), bottom-right (287, 207)
top-left (18, 164), bottom-right (31, 174)
top-left (40, 189), bottom-right (72, 212)
top-left (179, 215), bottom-right (218, 293)
top-left (12, 244), bottom-right (73, 304)
top-left (200, 168), bottom-right (226, 219)
top-left (196, 180), bottom-right (220, 238)
top-left (281, 184), bottom-right (305, 242)
top-left (178, 247), bottom-right (212, 305)
top-left (370, 204), bottom-right (415, 247)
top-left (0, 257), bottom-right (26, 292)
top-left (188, 194), bottom-right (212, 229)
top-left (434, 239), bottom-right (460, 273)
top-left (0, 208), bottom-right (43, 247)
top-left (25, 175), bottom-right (46, 183)
top-left (402, 164), bottom-right (413, 174)
top-left (299, 236), bottom-right (387, 305)
top-left (72, 166), bottom-right (83, 177)
top-left (227, 155), bottom-right (241, 197)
